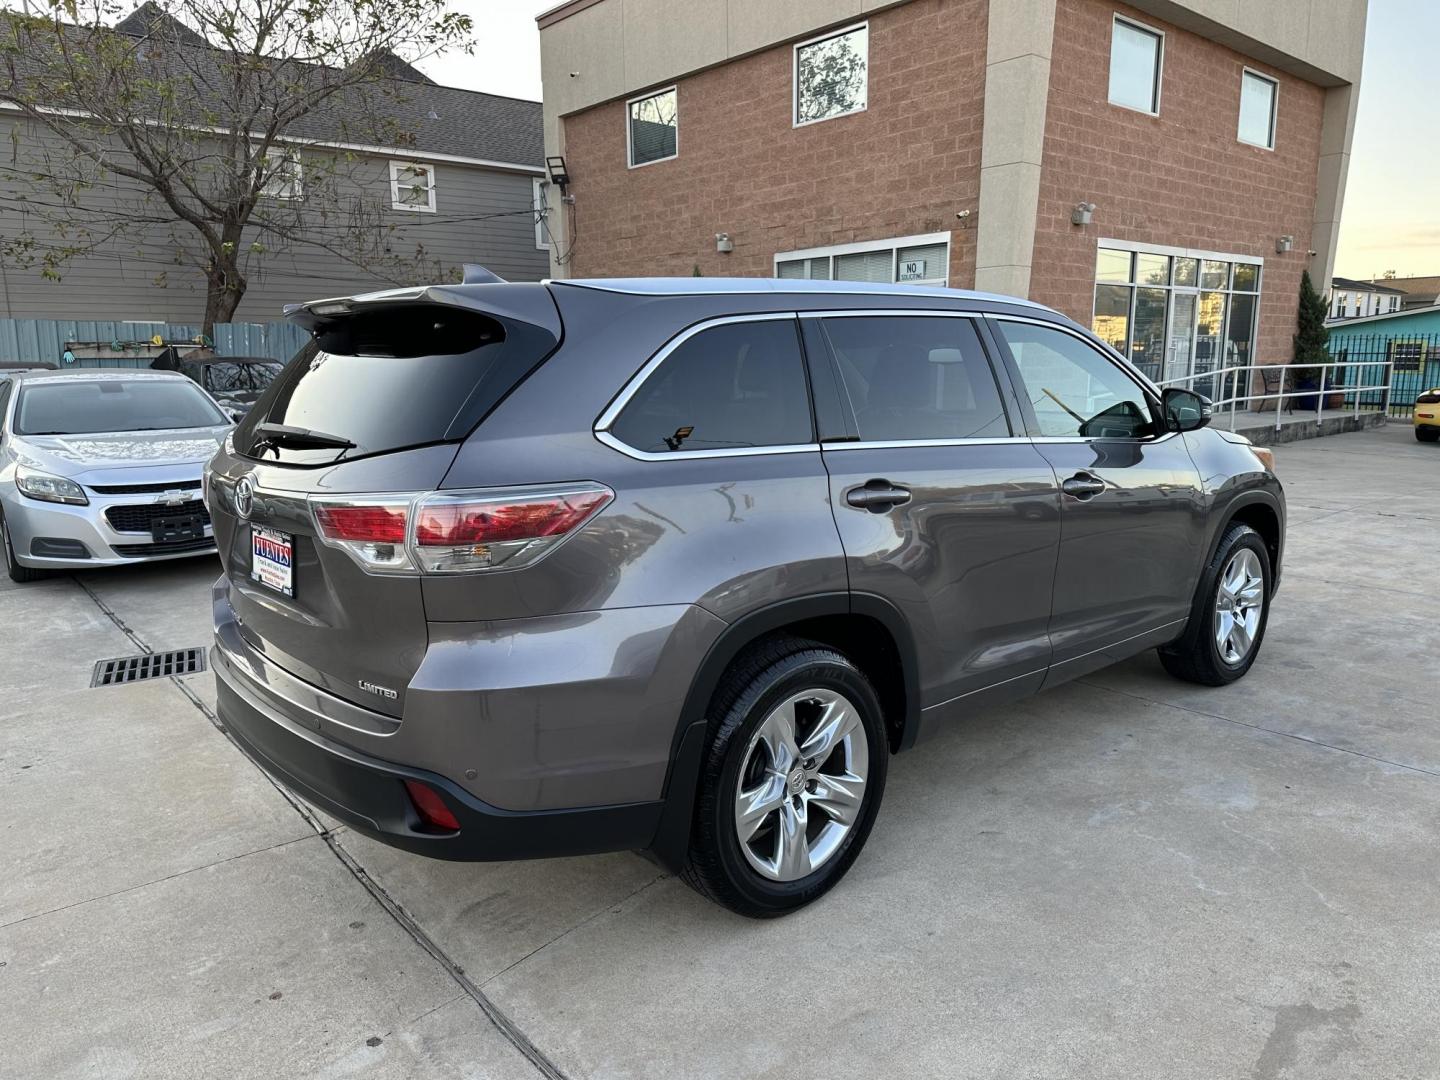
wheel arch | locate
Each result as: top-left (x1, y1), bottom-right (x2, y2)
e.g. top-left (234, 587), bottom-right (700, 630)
top-left (647, 591), bottom-right (920, 871)
top-left (1209, 490), bottom-right (1284, 590)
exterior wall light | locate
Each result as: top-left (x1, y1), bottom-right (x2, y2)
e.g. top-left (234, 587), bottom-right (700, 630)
top-left (1071, 202), bottom-right (1096, 226)
top-left (546, 156), bottom-right (571, 194)
top-left (1276, 235), bottom-right (1294, 254)
top-left (715, 233), bottom-right (734, 254)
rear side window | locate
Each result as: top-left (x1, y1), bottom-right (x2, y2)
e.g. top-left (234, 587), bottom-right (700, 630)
top-left (239, 306), bottom-right (555, 464)
top-left (822, 315), bottom-right (1010, 441)
top-left (607, 319), bottom-right (813, 454)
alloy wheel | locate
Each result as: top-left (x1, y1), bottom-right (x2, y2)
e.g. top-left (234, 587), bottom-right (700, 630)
top-left (733, 688), bottom-right (869, 882)
top-left (1214, 547), bottom-right (1264, 665)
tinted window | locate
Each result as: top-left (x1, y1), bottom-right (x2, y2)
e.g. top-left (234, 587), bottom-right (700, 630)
top-left (200, 361), bottom-right (283, 393)
top-left (609, 320), bottom-right (812, 454)
top-left (995, 322), bottom-right (1157, 439)
top-left (14, 379), bottom-right (226, 435)
top-left (241, 306), bottom-right (555, 464)
top-left (628, 87), bottom-right (677, 166)
top-left (822, 316), bottom-right (1010, 441)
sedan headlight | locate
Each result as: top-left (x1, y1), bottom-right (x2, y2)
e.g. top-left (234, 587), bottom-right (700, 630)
top-left (15, 465), bottom-right (89, 505)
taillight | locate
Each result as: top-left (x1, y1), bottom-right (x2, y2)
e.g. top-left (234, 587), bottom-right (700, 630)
top-left (311, 498), bottom-right (414, 572)
top-left (413, 484), bottom-right (612, 573)
top-left (309, 483), bottom-right (611, 575)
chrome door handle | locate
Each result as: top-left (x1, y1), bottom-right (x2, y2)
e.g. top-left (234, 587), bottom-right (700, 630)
top-left (1061, 472), bottom-right (1106, 499)
top-left (845, 480), bottom-right (912, 511)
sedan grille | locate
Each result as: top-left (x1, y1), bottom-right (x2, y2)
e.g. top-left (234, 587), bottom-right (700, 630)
top-left (111, 537), bottom-right (216, 558)
top-left (89, 479), bottom-right (203, 495)
top-left (105, 501), bottom-right (211, 534)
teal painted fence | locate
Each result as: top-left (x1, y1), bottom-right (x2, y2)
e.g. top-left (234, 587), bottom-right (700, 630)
top-left (0, 318), bottom-right (309, 367)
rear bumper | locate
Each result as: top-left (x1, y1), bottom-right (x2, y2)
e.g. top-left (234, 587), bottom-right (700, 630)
top-left (214, 641), bottom-right (665, 861)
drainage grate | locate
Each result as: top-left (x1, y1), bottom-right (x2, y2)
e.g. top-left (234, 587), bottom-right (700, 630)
top-left (91, 648), bottom-right (207, 687)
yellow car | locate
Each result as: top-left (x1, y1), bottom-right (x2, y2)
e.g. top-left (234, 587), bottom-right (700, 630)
top-left (1416, 388), bottom-right (1440, 442)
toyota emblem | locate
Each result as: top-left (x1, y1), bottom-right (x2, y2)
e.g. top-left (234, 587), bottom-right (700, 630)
top-left (234, 475), bottom-right (255, 519)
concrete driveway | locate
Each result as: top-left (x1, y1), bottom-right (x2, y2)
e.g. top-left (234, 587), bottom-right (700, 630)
top-left (2, 424), bottom-right (1437, 1079)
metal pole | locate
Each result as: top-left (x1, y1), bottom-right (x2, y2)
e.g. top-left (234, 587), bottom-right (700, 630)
top-left (1276, 366), bottom-right (1284, 431)
top-left (1317, 365), bottom-right (1326, 427)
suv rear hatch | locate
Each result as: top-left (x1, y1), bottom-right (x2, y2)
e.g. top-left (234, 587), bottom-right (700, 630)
top-left (208, 283), bottom-right (562, 717)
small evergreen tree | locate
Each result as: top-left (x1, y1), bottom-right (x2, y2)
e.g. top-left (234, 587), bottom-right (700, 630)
top-left (1292, 270), bottom-right (1331, 380)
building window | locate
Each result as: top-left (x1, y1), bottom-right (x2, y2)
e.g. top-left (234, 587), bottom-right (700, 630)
top-left (794, 23), bottom-right (868, 126)
top-left (1238, 69), bottom-right (1278, 149)
top-left (259, 149), bottom-right (302, 200)
top-left (390, 161), bottom-right (436, 212)
top-left (1108, 16), bottom-right (1163, 115)
top-left (776, 232), bottom-right (949, 286)
top-left (1090, 242), bottom-right (1262, 394)
top-left (627, 86), bottom-right (678, 167)
top-left (532, 178), bottom-right (549, 250)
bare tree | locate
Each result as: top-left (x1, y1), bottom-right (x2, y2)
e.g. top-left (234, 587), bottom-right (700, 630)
top-left (0, 0), bottom-right (473, 331)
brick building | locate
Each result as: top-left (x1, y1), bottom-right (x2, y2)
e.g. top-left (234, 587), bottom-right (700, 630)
top-left (536, 0), bottom-right (1366, 384)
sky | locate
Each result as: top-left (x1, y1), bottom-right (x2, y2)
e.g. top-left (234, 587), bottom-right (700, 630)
top-left (417, 0), bottom-right (1438, 282)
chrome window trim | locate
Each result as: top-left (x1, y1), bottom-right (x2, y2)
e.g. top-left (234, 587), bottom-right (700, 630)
top-left (797, 308), bottom-right (985, 320)
top-left (821, 437), bottom-right (1017, 451)
top-left (593, 312), bottom-right (822, 462)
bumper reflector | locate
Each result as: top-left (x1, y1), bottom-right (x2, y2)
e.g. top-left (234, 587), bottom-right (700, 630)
top-left (403, 779), bottom-right (461, 832)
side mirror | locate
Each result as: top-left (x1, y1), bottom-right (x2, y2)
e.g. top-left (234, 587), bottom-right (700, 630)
top-left (1162, 387), bottom-right (1212, 432)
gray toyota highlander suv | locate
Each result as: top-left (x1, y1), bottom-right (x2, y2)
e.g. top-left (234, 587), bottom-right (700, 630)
top-left (206, 276), bottom-right (1284, 917)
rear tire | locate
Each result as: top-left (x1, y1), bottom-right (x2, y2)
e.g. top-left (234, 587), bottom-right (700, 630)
top-left (679, 636), bottom-right (888, 918)
top-left (1416, 426), bottom-right (1439, 442)
top-left (1159, 523), bottom-right (1271, 686)
top-left (1, 515), bottom-right (46, 583)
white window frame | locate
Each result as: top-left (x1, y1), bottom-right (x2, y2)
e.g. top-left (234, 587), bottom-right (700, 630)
top-left (1108, 14), bottom-right (1165, 117)
top-left (532, 177), bottom-right (549, 250)
top-left (775, 231), bottom-right (950, 286)
top-left (1238, 68), bottom-right (1279, 150)
top-left (626, 85), bottom-right (678, 169)
top-left (259, 148), bottom-right (302, 201)
top-left (389, 160), bottom-right (437, 213)
top-left (792, 22), bottom-right (869, 128)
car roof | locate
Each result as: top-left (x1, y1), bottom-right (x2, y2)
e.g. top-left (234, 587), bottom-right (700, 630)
top-left (10, 367), bottom-right (194, 384)
top-left (549, 277), bottom-right (1048, 309)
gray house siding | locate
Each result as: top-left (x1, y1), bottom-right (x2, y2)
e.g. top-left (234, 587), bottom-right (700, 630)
top-left (0, 115), bottom-right (549, 324)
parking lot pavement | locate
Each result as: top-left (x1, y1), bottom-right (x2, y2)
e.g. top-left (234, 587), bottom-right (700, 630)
top-left (3, 423), bottom-right (1437, 1078)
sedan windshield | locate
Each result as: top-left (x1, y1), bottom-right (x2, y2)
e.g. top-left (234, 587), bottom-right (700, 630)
top-left (14, 380), bottom-right (227, 435)
top-left (201, 361), bottom-right (283, 393)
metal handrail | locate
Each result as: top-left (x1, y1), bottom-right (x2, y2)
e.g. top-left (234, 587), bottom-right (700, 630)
top-left (1152, 359), bottom-right (1395, 431)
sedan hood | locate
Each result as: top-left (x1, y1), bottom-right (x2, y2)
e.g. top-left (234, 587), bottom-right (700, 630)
top-left (15, 427), bottom-right (229, 477)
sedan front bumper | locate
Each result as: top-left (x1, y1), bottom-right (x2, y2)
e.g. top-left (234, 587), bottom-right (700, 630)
top-left (2, 487), bottom-right (215, 568)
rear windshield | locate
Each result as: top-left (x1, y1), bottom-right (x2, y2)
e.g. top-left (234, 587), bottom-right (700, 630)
top-left (15, 380), bottom-right (227, 435)
top-left (237, 306), bottom-right (555, 464)
top-left (200, 361), bottom-right (283, 393)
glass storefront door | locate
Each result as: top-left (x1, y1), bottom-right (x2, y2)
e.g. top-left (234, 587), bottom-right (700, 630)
top-left (1165, 292), bottom-right (1198, 386)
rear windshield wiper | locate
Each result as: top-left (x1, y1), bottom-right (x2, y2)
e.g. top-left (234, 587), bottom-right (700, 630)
top-left (250, 422), bottom-right (357, 454)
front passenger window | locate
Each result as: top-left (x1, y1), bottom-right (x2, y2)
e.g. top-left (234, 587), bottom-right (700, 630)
top-left (994, 321), bottom-right (1157, 438)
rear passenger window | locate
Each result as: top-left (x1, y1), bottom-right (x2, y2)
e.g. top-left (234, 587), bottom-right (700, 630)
top-left (821, 316), bottom-right (1010, 441)
top-left (608, 319), bottom-right (813, 454)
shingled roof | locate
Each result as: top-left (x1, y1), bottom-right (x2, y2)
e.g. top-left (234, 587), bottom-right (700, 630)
top-left (10, 5), bottom-right (543, 168)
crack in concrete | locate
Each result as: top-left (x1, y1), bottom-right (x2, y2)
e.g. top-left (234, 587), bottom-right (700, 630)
top-left (69, 572), bottom-right (571, 1080)
top-left (1079, 679), bottom-right (1440, 780)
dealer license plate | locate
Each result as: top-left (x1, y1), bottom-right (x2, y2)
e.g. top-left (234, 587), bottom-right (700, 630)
top-left (250, 526), bottom-right (294, 597)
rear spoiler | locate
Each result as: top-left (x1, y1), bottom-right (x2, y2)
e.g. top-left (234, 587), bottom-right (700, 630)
top-left (283, 265), bottom-right (559, 340)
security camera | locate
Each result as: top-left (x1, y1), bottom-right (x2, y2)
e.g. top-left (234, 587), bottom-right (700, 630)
top-left (955, 209), bottom-right (971, 220)
top-left (568, 71), bottom-right (580, 78)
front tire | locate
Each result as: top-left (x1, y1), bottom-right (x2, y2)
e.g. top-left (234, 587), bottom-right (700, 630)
top-left (1, 514), bottom-right (46, 583)
top-left (680, 637), bottom-right (888, 918)
top-left (1159, 523), bottom-right (1271, 686)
